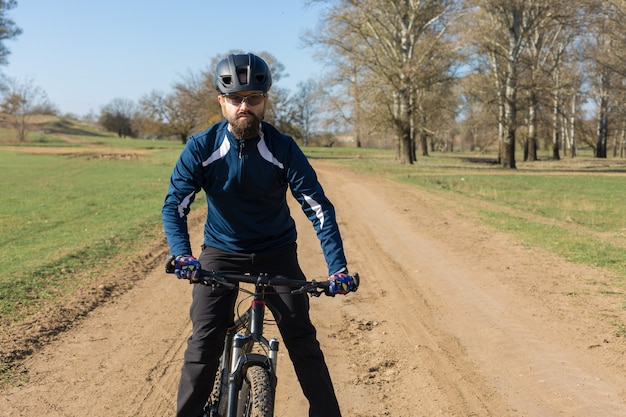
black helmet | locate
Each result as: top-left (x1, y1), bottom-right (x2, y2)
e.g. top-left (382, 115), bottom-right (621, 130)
top-left (214, 53), bottom-right (272, 94)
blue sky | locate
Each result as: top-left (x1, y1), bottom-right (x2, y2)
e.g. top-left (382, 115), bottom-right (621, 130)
top-left (2, 1), bottom-right (327, 116)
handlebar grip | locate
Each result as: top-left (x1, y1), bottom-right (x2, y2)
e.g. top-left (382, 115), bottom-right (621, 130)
top-left (352, 272), bottom-right (360, 291)
top-left (165, 254), bottom-right (176, 274)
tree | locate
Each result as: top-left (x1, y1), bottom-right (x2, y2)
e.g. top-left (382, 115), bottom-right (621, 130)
top-left (99, 98), bottom-right (136, 138)
top-left (522, 7), bottom-right (562, 161)
top-left (265, 84), bottom-right (299, 138)
top-left (138, 70), bottom-right (219, 144)
top-left (308, 0), bottom-right (458, 164)
top-left (0, 0), bottom-right (21, 66)
top-left (292, 79), bottom-right (321, 146)
top-left (545, 26), bottom-right (583, 161)
top-left (464, 0), bottom-right (569, 168)
top-left (581, 0), bottom-right (626, 159)
top-left (0, 76), bottom-right (49, 142)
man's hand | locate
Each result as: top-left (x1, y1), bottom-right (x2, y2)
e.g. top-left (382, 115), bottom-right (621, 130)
top-left (328, 273), bottom-right (357, 295)
top-left (174, 255), bottom-right (200, 281)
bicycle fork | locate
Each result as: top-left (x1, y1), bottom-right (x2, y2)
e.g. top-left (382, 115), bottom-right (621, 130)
top-left (225, 298), bottom-right (280, 417)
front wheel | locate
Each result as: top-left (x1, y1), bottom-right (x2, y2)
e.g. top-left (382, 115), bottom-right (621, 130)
top-left (237, 365), bottom-right (275, 417)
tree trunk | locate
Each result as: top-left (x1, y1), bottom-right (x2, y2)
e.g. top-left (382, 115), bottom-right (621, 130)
top-left (552, 88), bottom-right (560, 160)
top-left (419, 114), bottom-right (429, 157)
top-left (527, 91), bottom-right (538, 162)
top-left (596, 75), bottom-right (609, 159)
top-left (420, 131), bottom-right (429, 157)
top-left (501, 61), bottom-right (517, 169)
top-left (569, 94), bottom-right (576, 157)
top-left (596, 106), bottom-right (608, 158)
top-left (17, 114), bottom-right (27, 142)
top-left (394, 88), bottom-right (414, 164)
top-left (552, 131), bottom-right (561, 160)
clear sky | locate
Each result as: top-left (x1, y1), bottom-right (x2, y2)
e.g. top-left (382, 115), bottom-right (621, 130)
top-left (2, 0), bottom-right (326, 116)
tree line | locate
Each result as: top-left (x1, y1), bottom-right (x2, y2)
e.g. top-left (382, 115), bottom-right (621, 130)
top-left (2, 1), bottom-right (626, 168)
top-left (97, 52), bottom-right (326, 147)
top-left (303, 0), bottom-right (626, 166)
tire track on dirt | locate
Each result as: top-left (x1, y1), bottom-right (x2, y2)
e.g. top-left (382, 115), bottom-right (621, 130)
top-left (313, 163), bottom-right (510, 416)
top-left (128, 318), bottom-right (189, 416)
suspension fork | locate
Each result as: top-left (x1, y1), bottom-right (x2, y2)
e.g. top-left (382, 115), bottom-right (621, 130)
top-left (226, 286), bottom-right (281, 415)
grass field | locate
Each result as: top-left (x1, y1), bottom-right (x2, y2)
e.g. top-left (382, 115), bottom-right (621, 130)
top-left (1, 117), bottom-right (625, 327)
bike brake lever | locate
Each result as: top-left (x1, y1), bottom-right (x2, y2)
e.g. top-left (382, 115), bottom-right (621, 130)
top-left (309, 288), bottom-right (325, 297)
top-left (210, 279), bottom-right (236, 291)
top-left (290, 287), bottom-right (308, 295)
top-left (291, 284), bottom-right (325, 297)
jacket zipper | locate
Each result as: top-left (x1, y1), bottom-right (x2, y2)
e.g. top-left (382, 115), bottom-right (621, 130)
top-left (237, 139), bottom-right (245, 186)
top-left (238, 139), bottom-right (245, 159)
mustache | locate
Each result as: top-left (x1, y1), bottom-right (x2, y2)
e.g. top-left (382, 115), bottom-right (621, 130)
top-left (236, 111), bottom-right (256, 118)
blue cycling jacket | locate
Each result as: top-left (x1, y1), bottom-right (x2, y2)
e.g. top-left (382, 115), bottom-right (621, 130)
top-left (162, 120), bottom-right (347, 275)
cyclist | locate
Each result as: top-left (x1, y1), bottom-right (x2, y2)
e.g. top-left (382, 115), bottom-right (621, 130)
top-left (162, 52), bottom-right (356, 417)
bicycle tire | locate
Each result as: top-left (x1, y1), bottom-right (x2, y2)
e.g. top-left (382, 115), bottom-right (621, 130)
top-left (207, 366), bottom-right (226, 417)
top-left (237, 365), bottom-right (274, 417)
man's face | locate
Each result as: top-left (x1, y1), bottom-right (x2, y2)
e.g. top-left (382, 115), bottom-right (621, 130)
top-left (218, 91), bottom-right (267, 139)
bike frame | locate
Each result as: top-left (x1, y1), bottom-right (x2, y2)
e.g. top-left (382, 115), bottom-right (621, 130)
top-left (164, 259), bottom-right (359, 417)
top-left (206, 274), bottom-right (333, 417)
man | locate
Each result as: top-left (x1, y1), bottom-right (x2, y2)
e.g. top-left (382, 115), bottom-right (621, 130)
top-left (162, 53), bottom-right (356, 417)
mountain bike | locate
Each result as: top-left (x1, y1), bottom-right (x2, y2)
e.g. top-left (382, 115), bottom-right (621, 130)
top-left (165, 258), bottom-right (359, 417)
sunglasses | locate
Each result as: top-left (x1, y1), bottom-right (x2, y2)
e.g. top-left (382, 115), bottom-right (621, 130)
top-left (222, 93), bottom-right (266, 106)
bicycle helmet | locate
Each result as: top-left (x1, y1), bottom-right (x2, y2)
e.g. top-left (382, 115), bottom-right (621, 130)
top-left (214, 53), bottom-right (272, 94)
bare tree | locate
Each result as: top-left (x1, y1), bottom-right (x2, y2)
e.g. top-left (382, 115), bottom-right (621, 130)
top-left (583, 0), bottom-right (626, 159)
top-left (464, 0), bottom-right (561, 168)
top-left (99, 98), bottom-right (137, 138)
top-left (143, 71), bottom-right (218, 144)
top-left (0, 76), bottom-right (49, 142)
top-left (547, 38), bottom-right (582, 160)
top-left (292, 79), bottom-right (322, 146)
top-left (308, 0), bottom-right (458, 164)
top-left (522, 6), bottom-right (562, 161)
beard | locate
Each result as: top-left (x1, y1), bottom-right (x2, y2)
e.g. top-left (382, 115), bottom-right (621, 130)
top-left (230, 111), bottom-right (262, 139)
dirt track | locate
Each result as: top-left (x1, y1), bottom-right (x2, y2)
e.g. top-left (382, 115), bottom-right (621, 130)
top-left (2, 161), bottom-right (626, 416)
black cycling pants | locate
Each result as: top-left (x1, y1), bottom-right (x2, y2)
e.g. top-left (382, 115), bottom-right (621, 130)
top-left (176, 243), bottom-right (342, 417)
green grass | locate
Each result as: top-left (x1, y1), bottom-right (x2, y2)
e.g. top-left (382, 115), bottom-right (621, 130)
top-left (0, 145), bottom-right (179, 320)
top-left (484, 212), bottom-right (626, 273)
top-left (412, 173), bottom-right (624, 274)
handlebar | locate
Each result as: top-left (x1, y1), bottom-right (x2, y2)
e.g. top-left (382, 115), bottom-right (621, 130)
top-left (165, 255), bottom-right (359, 297)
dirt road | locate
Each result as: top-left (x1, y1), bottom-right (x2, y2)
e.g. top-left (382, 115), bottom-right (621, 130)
top-left (2, 161), bottom-right (626, 416)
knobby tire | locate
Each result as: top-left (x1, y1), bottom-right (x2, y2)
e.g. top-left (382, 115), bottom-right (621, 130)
top-left (237, 365), bottom-right (274, 417)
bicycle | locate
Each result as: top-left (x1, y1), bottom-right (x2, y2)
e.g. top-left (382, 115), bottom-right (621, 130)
top-left (165, 256), bottom-right (359, 417)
